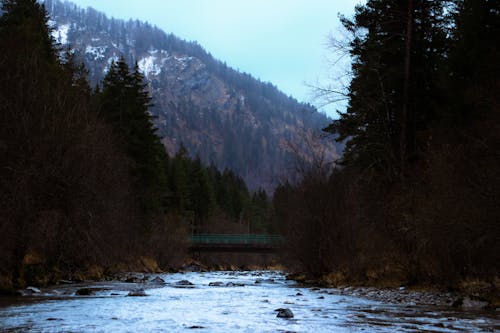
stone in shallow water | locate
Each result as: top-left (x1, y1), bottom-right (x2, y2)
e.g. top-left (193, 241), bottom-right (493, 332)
top-left (128, 289), bottom-right (147, 297)
top-left (276, 308), bottom-right (294, 318)
top-left (75, 288), bottom-right (93, 296)
top-left (176, 280), bottom-right (194, 286)
top-left (150, 276), bottom-right (165, 284)
top-left (209, 281), bottom-right (224, 287)
top-left (26, 286), bottom-right (41, 294)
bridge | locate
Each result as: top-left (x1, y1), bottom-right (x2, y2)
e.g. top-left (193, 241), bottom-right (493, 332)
top-left (189, 234), bottom-right (283, 253)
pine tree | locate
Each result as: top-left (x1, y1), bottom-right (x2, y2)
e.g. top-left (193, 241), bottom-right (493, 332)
top-left (98, 58), bottom-right (168, 217)
top-left (446, 0), bottom-right (499, 122)
top-left (324, 0), bottom-right (448, 180)
top-left (0, 0), bottom-right (136, 285)
top-left (0, 0), bottom-right (56, 62)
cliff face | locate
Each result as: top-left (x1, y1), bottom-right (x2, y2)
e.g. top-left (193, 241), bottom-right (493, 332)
top-left (45, 0), bottom-right (341, 191)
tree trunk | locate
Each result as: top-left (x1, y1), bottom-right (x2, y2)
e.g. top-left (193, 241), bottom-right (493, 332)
top-left (401, 0), bottom-right (414, 180)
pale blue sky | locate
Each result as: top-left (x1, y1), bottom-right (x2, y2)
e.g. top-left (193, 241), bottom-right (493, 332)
top-left (66, 0), bottom-right (364, 117)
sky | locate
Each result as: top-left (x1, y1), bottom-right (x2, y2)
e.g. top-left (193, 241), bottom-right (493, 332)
top-left (66, 0), bottom-right (364, 117)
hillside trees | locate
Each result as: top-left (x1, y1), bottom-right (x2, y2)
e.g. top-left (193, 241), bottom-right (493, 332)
top-left (0, 1), bottom-right (276, 289)
top-left (164, 149), bottom-right (272, 234)
top-left (44, 0), bottom-right (341, 193)
top-left (98, 59), bottom-right (168, 220)
top-left (278, 0), bottom-right (499, 285)
top-left (0, 0), bottom-right (136, 286)
top-left (324, 0), bottom-right (448, 180)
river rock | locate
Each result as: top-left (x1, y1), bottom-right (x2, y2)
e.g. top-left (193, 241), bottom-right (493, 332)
top-left (57, 280), bottom-right (73, 285)
top-left (226, 282), bottom-right (245, 287)
top-left (124, 275), bottom-right (144, 283)
top-left (26, 286), bottom-right (41, 294)
top-left (75, 288), bottom-right (93, 296)
top-left (276, 308), bottom-right (294, 318)
top-left (462, 297), bottom-right (489, 309)
top-left (181, 261), bottom-right (207, 272)
top-left (208, 281), bottom-right (224, 287)
top-left (128, 289), bottom-right (147, 297)
top-left (177, 280), bottom-right (194, 285)
top-left (173, 280), bottom-right (195, 288)
top-left (150, 276), bottom-right (165, 284)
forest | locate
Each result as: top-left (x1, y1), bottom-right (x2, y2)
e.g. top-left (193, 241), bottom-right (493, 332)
top-left (0, 0), bottom-right (270, 289)
top-left (0, 0), bottom-right (498, 298)
top-left (44, 0), bottom-right (339, 192)
top-left (276, 0), bottom-right (499, 291)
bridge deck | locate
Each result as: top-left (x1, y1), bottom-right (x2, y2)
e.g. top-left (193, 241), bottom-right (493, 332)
top-left (189, 234), bottom-right (283, 253)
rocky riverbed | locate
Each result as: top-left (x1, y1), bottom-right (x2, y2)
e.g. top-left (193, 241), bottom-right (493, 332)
top-left (0, 271), bottom-right (498, 332)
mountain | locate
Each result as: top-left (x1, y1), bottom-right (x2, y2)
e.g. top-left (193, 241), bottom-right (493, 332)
top-left (44, 0), bottom-right (340, 191)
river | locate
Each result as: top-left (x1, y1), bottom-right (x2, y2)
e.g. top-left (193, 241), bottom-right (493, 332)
top-left (0, 271), bottom-right (497, 332)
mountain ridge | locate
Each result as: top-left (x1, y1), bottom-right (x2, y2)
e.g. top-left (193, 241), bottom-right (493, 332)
top-left (44, 0), bottom-right (341, 191)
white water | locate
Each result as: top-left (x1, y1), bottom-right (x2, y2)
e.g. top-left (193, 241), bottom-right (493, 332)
top-left (0, 271), bottom-right (497, 332)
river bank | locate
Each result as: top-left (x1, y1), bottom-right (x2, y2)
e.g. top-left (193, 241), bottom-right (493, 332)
top-left (3, 255), bottom-right (498, 313)
top-left (1, 270), bottom-right (498, 332)
top-left (286, 273), bottom-right (500, 311)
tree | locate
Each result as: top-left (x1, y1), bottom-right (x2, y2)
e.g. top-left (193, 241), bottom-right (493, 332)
top-left (284, 0), bottom-right (499, 284)
top-left (0, 0), bottom-right (135, 286)
top-left (445, 0), bottom-right (499, 123)
top-left (98, 58), bottom-right (168, 218)
top-left (324, 0), bottom-right (448, 181)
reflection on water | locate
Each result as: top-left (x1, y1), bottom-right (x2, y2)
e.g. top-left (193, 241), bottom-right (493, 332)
top-left (0, 271), bottom-right (498, 332)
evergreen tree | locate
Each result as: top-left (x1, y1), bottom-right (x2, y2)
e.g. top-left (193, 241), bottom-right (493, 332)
top-left (0, 0), bottom-right (56, 62)
top-left (187, 157), bottom-right (215, 223)
top-left (0, 0), bottom-right (136, 285)
top-left (324, 0), bottom-right (448, 180)
top-left (446, 0), bottom-right (499, 123)
top-left (98, 58), bottom-right (168, 217)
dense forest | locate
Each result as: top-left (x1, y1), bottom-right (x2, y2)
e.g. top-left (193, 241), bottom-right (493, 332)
top-left (276, 0), bottom-right (499, 291)
top-left (1, 0), bottom-right (498, 298)
top-left (0, 0), bottom-right (271, 288)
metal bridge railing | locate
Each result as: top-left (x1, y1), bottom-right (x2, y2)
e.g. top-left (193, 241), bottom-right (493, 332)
top-left (190, 234), bottom-right (283, 245)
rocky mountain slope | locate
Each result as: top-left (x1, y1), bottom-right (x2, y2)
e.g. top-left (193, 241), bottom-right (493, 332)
top-left (45, 0), bottom-right (340, 191)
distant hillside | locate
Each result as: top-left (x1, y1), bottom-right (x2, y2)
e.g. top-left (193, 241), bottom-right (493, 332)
top-left (45, 0), bottom-right (340, 191)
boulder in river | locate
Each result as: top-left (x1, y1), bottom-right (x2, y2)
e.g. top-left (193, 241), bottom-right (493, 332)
top-left (177, 280), bottom-right (194, 285)
top-left (226, 282), bottom-right (245, 287)
top-left (276, 308), bottom-right (294, 318)
top-left (173, 280), bottom-right (195, 288)
top-left (208, 281), bottom-right (224, 287)
top-left (26, 286), bottom-right (42, 294)
top-left (75, 288), bottom-right (93, 296)
top-left (128, 289), bottom-right (147, 297)
top-left (150, 276), bottom-right (165, 284)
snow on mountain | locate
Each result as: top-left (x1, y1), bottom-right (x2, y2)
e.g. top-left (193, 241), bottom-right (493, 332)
top-left (53, 23), bottom-right (69, 44)
top-left (44, 0), bottom-right (341, 191)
